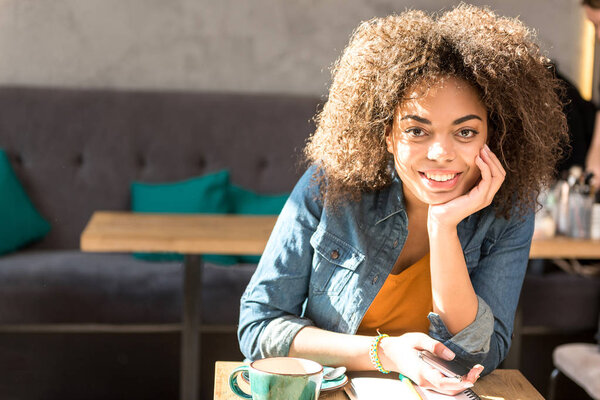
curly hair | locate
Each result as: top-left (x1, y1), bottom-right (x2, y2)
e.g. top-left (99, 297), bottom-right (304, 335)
top-left (583, 0), bottom-right (600, 9)
top-left (304, 4), bottom-right (568, 218)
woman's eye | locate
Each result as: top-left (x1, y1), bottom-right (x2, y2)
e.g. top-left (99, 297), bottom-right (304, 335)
top-left (457, 129), bottom-right (477, 138)
top-left (405, 128), bottom-right (426, 137)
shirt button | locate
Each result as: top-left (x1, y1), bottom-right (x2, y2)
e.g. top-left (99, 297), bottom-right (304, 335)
top-left (372, 274), bottom-right (379, 284)
top-left (331, 250), bottom-right (339, 260)
top-left (393, 239), bottom-right (399, 248)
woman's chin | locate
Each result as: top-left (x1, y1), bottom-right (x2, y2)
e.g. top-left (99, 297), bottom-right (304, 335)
top-left (422, 192), bottom-right (462, 206)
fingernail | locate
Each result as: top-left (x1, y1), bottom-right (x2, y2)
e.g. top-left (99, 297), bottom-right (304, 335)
top-left (484, 144), bottom-right (490, 151)
top-left (443, 348), bottom-right (455, 360)
top-left (464, 382), bottom-right (474, 388)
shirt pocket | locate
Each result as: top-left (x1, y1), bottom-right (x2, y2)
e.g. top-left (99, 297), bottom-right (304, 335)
top-left (309, 227), bottom-right (365, 295)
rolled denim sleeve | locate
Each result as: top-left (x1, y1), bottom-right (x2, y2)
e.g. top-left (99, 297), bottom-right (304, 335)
top-left (238, 166), bottom-right (322, 361)
top-left (258, 315), bottom-right (315, 358)
top-left (428, 295), bottom-right (494, 353)
top-left (428, 211), bottom-right (534, 373)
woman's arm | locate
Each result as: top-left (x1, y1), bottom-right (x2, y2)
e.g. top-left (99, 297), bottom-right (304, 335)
top-left (426, 210), bottom-right (534, 371)
top-left (428, 225), bottom-right (478, 334)
top-left (290, 326), bottom-right (481, 395)
top-left (238, 167), bottom-right (323, 361)
top-left (427, 145), bottom-right (505, 334)
top-left (423, 145), bottom-right (534, 372)
top-left (469, 212), bottom-right (534, 371)
top-left (289, 326), bottom-right (373, 369)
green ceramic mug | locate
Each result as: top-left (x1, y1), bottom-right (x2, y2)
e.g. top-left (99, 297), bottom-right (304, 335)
top-left (229, 357), bottom-right (323, 400)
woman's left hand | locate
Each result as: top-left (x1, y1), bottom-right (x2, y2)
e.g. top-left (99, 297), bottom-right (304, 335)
top-left (379, 332), bottom-right (485, 396)
top-left (428, 144), bottom-right (506, 230)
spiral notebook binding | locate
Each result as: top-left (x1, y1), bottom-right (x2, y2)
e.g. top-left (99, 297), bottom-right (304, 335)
top-left (464, 388), bottom-right (481, 399)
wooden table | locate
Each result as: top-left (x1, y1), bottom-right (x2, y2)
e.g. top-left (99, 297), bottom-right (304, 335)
top-left (529, 237), bottom-right (600, 259)
top-left (80, 211), bottom-right (278, 400)
top-left (80, 211), bottom-right (600, 261)
top-left (214, 361), bottom-right (544, 400)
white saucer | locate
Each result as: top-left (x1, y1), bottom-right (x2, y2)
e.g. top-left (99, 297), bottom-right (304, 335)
top-left (321, 366), bottom-right (349, 391)
top-left (240, 366), bottom-right (349, 391)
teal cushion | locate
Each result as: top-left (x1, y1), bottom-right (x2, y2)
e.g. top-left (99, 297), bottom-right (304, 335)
top-left (131, 170), bottom-right (236, 265)
top-left (228, 184), bottom-right (289, 263)
top-left (0, 149), bottom-right (50, 255)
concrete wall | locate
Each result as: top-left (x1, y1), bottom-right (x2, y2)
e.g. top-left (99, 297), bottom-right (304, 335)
top-left (0, 0), bottom-right (587, 96)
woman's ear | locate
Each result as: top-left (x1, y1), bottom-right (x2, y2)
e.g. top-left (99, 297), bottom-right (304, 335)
top-left (385, 125), bottom-right (394, 153)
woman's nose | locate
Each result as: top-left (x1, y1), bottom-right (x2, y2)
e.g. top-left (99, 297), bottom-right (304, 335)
top-left (427, 141), bottom-right (455, 161)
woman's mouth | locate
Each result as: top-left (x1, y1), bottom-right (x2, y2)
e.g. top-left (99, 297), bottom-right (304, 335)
top-left (419, 171), bottom-right (461, 189)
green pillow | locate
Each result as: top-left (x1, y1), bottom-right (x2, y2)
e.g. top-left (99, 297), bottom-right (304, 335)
top-left (228, 184), bottom-right (289, 263)
top-left (0, 149), bottom-right (50, 255)
top-left (131, 170), bottom-right (236, 265)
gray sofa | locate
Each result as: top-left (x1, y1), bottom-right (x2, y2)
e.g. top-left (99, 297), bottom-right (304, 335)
top-left (0, 86), bottom-right (320, 399)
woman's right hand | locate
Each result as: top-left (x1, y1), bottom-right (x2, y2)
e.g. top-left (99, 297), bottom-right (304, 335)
top-left (378, 332), bottom-right (484, 396)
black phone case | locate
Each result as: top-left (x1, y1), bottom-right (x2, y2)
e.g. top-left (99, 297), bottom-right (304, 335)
top-left (418, 350), bottom-right (471, 378)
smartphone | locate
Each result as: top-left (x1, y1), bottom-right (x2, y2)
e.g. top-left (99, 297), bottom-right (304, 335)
top-left (418, 350), bottom-right (471, 380)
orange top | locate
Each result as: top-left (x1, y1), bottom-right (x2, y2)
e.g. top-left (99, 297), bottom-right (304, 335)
top-left (357, 253), bottom-right (432, 336)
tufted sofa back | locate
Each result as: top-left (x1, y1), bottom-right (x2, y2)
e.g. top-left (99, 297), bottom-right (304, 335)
top-left (0, 87), bottom-right (321, 250)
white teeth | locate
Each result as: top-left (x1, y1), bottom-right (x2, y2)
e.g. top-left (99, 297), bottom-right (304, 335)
top-left (424, 172), bottom-right (457, 182)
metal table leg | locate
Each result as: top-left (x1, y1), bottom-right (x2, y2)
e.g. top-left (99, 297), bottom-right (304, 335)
top-left (181, 254), bottom-right (202, 400)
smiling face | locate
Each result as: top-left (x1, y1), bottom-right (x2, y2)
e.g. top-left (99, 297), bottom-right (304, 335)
top-left (386, 76), bottom-right (488, 208)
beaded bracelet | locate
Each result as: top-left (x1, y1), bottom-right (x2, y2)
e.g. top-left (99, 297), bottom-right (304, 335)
top-left (369, 330), bottom-right (390, 374)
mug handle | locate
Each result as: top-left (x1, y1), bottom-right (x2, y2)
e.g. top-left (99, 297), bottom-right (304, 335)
top-left (228, 365), bottom-right (252, 399)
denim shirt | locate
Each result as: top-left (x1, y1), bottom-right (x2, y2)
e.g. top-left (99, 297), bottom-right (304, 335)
top-left (238, 165), bottom-right (534, 373)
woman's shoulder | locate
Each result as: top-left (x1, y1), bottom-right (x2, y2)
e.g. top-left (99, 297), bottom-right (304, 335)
top-left (465, 204), bottom-right (535, 240)
top-left (289, 165), bottom-right (324, 207)
top-left (290, 165), bottom-right (400, 228)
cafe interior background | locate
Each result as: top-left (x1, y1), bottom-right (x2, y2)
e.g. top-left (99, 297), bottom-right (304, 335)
top-left (0, 0), bottom-right (598, 399)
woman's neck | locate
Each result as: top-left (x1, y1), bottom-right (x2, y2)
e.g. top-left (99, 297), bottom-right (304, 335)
top-left (402, 183), bottom-right (429, 223)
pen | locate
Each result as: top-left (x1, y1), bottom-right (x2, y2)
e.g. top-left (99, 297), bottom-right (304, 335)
top-left (399, 373), bottom-right (423, 400)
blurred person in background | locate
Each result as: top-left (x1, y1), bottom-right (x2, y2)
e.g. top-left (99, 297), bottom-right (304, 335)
top-left (554, 68), bottom-right (596, 175)
top-left (581, 0), bottom-right (600, 185)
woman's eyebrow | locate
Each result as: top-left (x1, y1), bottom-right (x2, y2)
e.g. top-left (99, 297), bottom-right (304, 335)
top-left (400, 115), bottom-right (431, 124)
top-left (453, 114), bottom-right (482, 124)
top-left (400, 114), bottom-right (483, 125)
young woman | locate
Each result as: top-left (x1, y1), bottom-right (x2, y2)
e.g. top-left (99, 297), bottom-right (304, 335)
top-left (238, 4), bottom-right (568, 395)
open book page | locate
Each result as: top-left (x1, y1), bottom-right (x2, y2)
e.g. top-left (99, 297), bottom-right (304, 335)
top-left (343, 371), bottom-right (479, 400)
top-left (344, 375), bottom-right (415, 400)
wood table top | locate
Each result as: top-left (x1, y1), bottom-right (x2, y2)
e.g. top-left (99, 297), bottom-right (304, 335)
top-left (214, 361), bottom-right (544, 400)
top-left (529, 236), bottom-right (600, 259)
top-left (81, 210), bottom-right (600, 259)
top-left (80, 211), bottom-right (277, 255)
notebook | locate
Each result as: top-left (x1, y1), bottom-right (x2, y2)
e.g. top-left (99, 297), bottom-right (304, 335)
top-left (343, 372), bottom-right (481, 400)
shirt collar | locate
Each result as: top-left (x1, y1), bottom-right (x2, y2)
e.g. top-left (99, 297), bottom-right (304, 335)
top-left (374, 170), bottom-right (407, 225)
